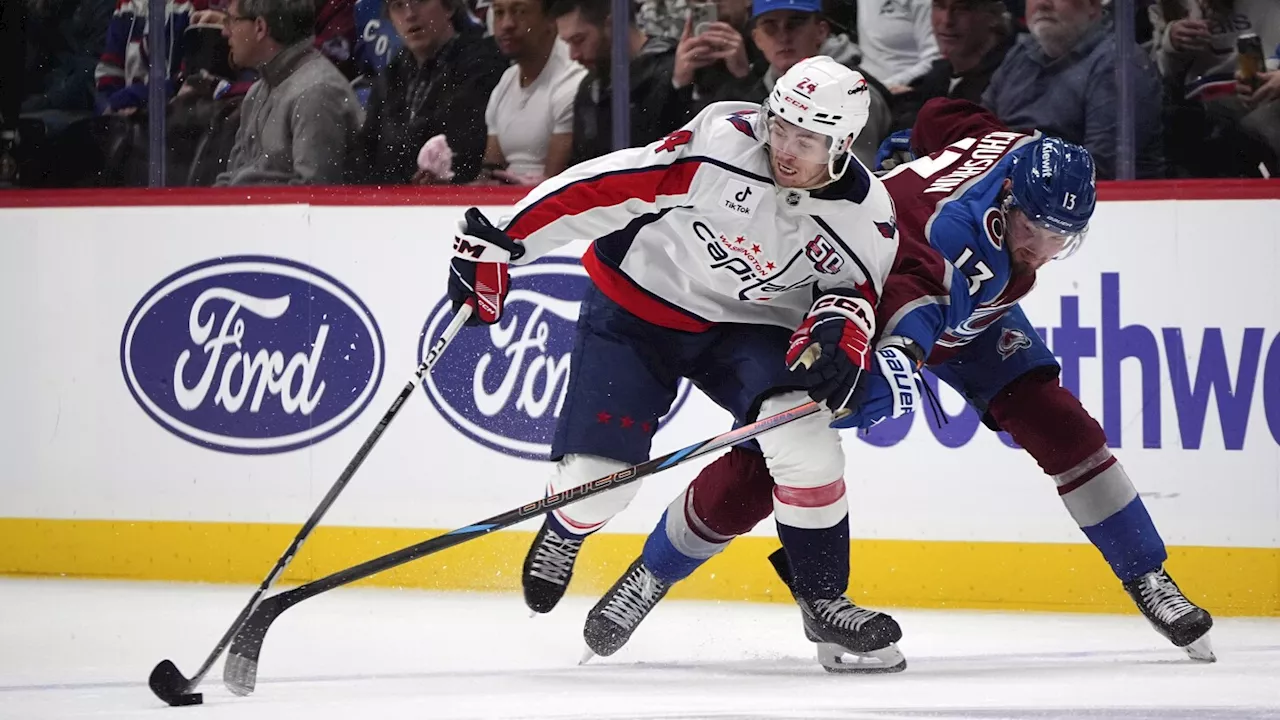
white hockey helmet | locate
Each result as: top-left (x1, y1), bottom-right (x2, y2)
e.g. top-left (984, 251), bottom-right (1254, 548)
top-left (760, 55), bottom-right (872, 182)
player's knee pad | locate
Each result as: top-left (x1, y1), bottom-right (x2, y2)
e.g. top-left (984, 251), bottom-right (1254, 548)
top-left (687, 446), bottom-right (776, 538)
top-left (754, 391), bottom-right (847, 529)
top-left (547, 454), bottom-right (636, 534)
top-left (754, 391), bottom-right (846, 488)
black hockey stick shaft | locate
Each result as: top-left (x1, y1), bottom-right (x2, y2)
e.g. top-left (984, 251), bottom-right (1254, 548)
top-left (223, 398), bottom-right (824, 695)
top-left (149, 304), bottom-right (473, 707)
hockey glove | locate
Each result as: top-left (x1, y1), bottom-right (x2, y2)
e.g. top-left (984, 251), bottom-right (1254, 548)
top-left (831, 339), bottom-right (923, 430)
top-left (874, 129), bottom-right (915, 172)
top-left (448, 207), bottom-right (526, 325)
top-left (786, 290), bottom-right (875, 417)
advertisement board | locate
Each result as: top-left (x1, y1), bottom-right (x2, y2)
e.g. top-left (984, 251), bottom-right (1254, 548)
top-left (1, 185), bottom-right (1276, 614)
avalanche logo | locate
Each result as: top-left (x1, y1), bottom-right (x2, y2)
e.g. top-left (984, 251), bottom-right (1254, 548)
top-left (420, 257), bottom-right (691, 460)
top-left (121, 256), bottom-right (385, 454)
top-left (997, 327), bottom-right (1033, 360)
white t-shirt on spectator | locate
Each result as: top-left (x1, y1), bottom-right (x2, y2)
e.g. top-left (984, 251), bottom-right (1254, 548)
top-left (485, 39), bottom-right (587, 178)
top-left (856, 0), bottom-right (941, 88)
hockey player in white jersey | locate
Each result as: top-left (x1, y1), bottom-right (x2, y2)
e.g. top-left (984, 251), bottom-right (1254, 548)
top-left (447, 56), bottom-right (906, 660)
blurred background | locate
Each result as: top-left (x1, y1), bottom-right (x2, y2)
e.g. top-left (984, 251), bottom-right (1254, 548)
top-left (1, 0), bottom-right (1276, 189)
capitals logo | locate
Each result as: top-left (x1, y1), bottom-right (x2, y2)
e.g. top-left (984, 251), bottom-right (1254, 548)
top-left (997, 327), bottom-right (1033, 360)
top-left (727, 110), bottom-right (757, 140)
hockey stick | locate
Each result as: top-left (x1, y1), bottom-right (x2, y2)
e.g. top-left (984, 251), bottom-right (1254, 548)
top-left (222, 398), bottom-right (825, 697)
top-left (148, 304), bottom-right (474, 707)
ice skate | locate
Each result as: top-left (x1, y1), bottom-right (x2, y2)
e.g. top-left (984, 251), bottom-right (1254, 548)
top-left (768, 548), bottom-right (906, 673)
top-left (582, 557), bottom-right (670, 659)
top-left (522, 519), bottom-right (584, 614)
top-left (1123, 567), bottom-right (1215, 662)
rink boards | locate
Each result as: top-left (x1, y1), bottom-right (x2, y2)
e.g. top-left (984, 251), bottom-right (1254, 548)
top-left (1, 182), bottom-right (1277, 616)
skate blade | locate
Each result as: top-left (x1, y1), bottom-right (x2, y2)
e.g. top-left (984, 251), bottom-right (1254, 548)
top-left (578, 646), bottom-right (596, 666)
top-left (815, 642), bottom-right (907, 674)
top-left (1181, 633), bottom-right (1216, 663)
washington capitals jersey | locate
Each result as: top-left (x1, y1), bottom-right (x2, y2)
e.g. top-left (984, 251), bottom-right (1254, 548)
top-left (498, 101), bottom-right (900, 333)
top-left (876, 98), bottom-right (1041, 363)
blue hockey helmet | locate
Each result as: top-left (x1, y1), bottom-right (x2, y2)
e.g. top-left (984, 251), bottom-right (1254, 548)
top-left (1007, 137), bottom-right (1096, 260)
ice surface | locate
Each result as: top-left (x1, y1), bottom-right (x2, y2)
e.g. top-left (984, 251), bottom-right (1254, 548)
top-left (1, 577), bottom-right (1277, 719)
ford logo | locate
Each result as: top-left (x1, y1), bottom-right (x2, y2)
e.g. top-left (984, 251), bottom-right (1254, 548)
top-left (419, 257), bottom-right (691, 460)
top-left (120, 255), bottom-right (385, 454)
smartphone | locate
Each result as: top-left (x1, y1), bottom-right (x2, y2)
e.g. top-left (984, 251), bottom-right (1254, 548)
top-left (1237, 33), bottom-right (1266, 90)
top-left (690, 2), bottom-right (718, 36)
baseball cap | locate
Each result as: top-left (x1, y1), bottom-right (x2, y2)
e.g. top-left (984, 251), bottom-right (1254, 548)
top-left (752, 0), bottom-right (823, 18)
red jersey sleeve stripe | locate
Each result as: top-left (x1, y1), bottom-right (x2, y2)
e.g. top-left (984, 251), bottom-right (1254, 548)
top-left (581, 245), bottom-right (713, 333)
top-left (505, 160), bottom-right (702, 242)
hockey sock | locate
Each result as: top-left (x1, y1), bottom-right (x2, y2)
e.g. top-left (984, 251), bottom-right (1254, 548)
top-left (547, 510), bottom-right (593, 540)
top-left (1080, 494), bottom-right (1167, 582)
top-left (774, 516), bottom-right (850, 599)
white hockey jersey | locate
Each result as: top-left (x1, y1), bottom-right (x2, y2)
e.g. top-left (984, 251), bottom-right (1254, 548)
top-left (501, 102), bottom-right (901, 332)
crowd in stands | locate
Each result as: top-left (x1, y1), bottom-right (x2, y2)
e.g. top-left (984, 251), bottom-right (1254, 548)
top-left (1, 0), bottom-right (1277, 188)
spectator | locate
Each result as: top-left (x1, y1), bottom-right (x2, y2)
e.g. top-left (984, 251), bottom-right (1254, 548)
top-left (216, 0), bottom-right (362, 185)
top-left (551, 0), bottom-right (692, 165)
top-left (354, 0), bottom-right (404, 82)
top-left (356, 0), bottom-right (505, 183)
top-left (983, 0), bottom-right (1165, 178)
top-left (95, 0), bottom-right (204, 115)
top-left (192, 1), bottom-right (361, 77)
top-left (316, 0), bottom-right (360, 78)
top-left (169, 15), bottom-right (258, 184)
top-left (670, 0), bottom-right (767, 110)
top-left (741, 0), bottom-right (892, 168)
top-left (22, 0), bottom-right (114, 126)
top-left (1150, 0), bottom-right (1279, 176)
top-left (481, 0), bottom-right (586, 184)
top-left (857, 0), bottom-right (942, 94)
top-left (893, 0), bottom-right (1014, 128)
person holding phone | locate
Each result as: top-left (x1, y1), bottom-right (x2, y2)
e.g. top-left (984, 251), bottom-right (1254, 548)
top-left (1150, 0), bottom-right (1279, 175)
top-left (669, 0), bottom-right (764, 109)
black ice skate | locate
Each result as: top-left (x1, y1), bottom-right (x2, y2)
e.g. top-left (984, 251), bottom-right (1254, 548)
top-left (1123, 567), bottom-right (1215, 662)
top-left (581, 557), bottom-right (670, 661)
top-left (768, 548), bottom-right (906, 674)
top-left (522, 519), bottom-right (584, 614)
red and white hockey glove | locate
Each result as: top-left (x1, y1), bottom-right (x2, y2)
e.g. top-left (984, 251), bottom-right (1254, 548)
top-left (786, 289), bottom-right (876, 417)
top-left (448, 207), bottom-right (525, 325)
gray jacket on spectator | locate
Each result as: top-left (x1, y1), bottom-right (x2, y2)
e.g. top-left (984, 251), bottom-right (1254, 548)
top-left (982, 21), bottom-right (1164, 179)
top-left (215, 40), bottom-right (362, 186)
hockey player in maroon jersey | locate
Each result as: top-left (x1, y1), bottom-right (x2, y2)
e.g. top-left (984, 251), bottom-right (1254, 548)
top-left (582, 98), bottom-right (1215, 671)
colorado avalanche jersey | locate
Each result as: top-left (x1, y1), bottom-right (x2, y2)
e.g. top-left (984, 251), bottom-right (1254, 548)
top-left (498, 102), bottom-right (900, 333)
top-left (876, 99), bottom-right (1042, 364)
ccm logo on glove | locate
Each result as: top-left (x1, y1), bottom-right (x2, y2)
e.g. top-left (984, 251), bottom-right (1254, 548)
top-left (447, 207), bottom-right (525, 326)
top-left (786, 290), bottom-right (876, 416)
